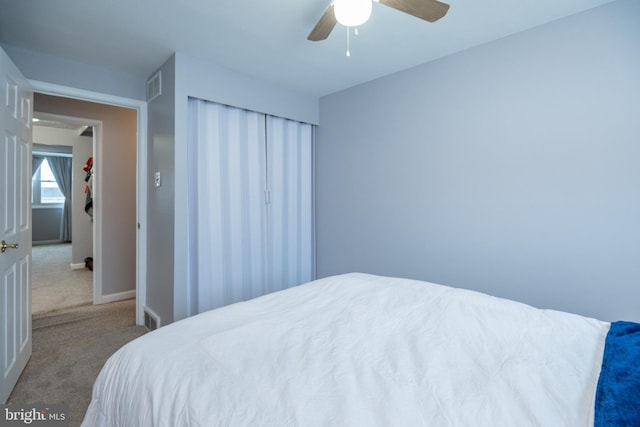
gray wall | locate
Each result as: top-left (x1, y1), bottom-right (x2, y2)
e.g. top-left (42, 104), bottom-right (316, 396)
top-left (70, 134), bottom-right (94, 264)
top-left (146, 52), bottom-right (319, 326)
top-left (146, 55), bottom-right (176, 326)
top-left (316, 0), bottom-right (640, 322)
top-left (1, 44), bottom-right (145, 101)
top-left (34, 94), bottom-right (138, 299)
top-left (32, 126), bottom-right (93, 262)
top-left (32, 207), bottom-right (63, 243)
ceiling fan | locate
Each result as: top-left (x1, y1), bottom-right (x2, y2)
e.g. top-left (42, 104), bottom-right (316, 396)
top-left (308, 0), bottom-right (450, 42)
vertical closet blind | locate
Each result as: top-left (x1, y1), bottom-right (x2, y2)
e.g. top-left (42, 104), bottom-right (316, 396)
top-left (187, 98), bottom-right (314, 315)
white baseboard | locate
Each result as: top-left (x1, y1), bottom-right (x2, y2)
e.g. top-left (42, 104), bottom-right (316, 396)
top-left (70, 263), bottom-right (86, 270)
top-left (99, 290), bottom-right (136, 305)
top-left (33, 240), bottom-right (64, 246)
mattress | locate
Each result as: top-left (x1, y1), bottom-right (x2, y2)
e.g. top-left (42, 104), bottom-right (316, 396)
top-left (82, 273), bottom-right (614, 426)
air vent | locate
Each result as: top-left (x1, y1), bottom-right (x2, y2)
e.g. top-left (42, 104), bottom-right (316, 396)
top-left (144, 308), bottom-right (160, 331)
top-left (146, 71), bottom-right (162, 102)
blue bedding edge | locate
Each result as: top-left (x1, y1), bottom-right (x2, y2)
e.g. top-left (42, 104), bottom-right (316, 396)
top-left (594, 320), bottom-right (640, 426)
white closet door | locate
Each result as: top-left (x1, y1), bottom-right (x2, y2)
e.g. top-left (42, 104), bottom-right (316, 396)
top-left (266, 116), bottom-right (314, 292)
top-left (188, 99), bottom-right (267, 313)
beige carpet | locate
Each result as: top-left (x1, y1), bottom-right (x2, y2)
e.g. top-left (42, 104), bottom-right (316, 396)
top-left (8, 299), bottom-right (147, 427)
top-left (32, 243), bottom-right (93, 315)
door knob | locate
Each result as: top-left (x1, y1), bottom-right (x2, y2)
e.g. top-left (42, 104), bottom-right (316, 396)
top-left (1, 240), bottom-right (19, 253)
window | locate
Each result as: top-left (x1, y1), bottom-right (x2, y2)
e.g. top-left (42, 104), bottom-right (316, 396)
top-left (32, 159), bottom-right (65, 205)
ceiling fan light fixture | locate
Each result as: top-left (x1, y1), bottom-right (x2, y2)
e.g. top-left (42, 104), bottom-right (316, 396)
top-left (334, 0), bottom-right (372, 27)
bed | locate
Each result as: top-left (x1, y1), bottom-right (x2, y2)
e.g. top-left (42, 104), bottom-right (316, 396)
top-left (82, 273), bottom-right (639, 426)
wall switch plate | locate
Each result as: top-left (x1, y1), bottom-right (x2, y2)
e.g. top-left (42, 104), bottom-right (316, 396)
top-left (154, 172), bottom-right (161, 187)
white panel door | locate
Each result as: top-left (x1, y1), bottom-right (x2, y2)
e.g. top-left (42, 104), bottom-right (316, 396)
top-left (0, 47), bottom-right (32, 403)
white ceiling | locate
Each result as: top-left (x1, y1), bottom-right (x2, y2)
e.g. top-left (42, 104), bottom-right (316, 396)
top-left (0, 0), bottom-right (616, 97)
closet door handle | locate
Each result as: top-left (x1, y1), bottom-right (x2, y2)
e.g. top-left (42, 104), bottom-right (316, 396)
top-left (1, 240), bottom-right (19, 253)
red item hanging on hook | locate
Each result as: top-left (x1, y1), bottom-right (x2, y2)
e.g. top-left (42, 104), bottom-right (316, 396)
top-left (83, 157), bottom-right (93, 173)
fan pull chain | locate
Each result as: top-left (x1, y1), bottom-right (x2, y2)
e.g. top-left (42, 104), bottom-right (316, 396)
top-left (346, 27), bottom-right (351, 57)
top-left (346, 27), bottom-right (361, 57)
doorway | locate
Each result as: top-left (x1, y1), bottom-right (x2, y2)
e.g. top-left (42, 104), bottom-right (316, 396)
top-left (31, 114), bottom-right (96, 314)
top-left (30, 88), bottom-right (147, 323)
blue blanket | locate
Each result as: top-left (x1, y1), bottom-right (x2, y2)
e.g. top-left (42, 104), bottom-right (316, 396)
top-left (594, 321), bottom-right (640, 426)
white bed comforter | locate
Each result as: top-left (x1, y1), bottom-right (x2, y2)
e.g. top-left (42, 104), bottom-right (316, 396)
top-left (82, 273), bottom-right (609, 426)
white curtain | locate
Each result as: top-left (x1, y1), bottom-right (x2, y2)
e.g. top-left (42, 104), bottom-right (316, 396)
top-left (187, 98), bottom-right (314, 315)
top-left (265, 115), bottom-right (314, 292)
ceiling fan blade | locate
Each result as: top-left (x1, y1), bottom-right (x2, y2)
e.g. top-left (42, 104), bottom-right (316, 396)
top-left (378, 0), bottom-right (450, 23)
top-left (308, 4), bottom-right (337, 41)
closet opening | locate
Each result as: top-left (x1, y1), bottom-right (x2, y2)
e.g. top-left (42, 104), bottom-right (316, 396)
top-left (186, 97), bottom-right (315, 316)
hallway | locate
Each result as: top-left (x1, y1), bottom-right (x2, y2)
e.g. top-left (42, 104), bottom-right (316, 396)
top-left (32, 243), bottom-right (92, 315)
